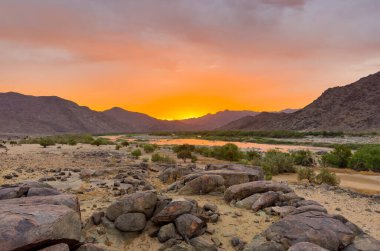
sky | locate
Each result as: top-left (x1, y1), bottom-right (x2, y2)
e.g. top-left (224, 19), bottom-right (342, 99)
top-left (0, 0), bottom-right (379, 120)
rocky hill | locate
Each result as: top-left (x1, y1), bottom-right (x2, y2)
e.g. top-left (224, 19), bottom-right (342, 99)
top-left (222, 71), bottom-right (380, 132)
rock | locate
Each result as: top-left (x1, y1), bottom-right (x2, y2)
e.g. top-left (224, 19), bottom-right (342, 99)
top-left (203, 203), bottom-right (218, 213)
top-left (0, 186), bottom-right (29, 200)
top-left (75, 243), bottom-right (107, 251)
top-left (91, 211), bottom-right (105, 225)
top-left (3, 174), bottom-right (13, 179)
top-left (210, 214), bottom-right (219, 223)
top-left (190, 236), bottom-right (217, 251)
top-left (271, 206), bottom-right (296, 217)
top-left (294, 200), bottom-right (322, 208)
top-left (290, 205), bottom-right (327, 215)
top-left (145, 220), bottom-right (160, 237)
top-left (165, 242), bottom-right (196, 251)
top-left (0, 203), bottom-right (81, 251)
top-left (178, 175), bottom-right (225, 195)
top-left (251, 191), bottom-right (279, 212)
top-left (114, 212), bottom-right (147, 232)
top-left (262, 211), bottom-right (356, 250)
top-left (235, 194), bottom-right (262, 209)
top-left (288, 242), bottom-right (329, 251)
top-left (199, 170), bottom-right (261, 187)
top-left (158, 223), bottom-right (179, 243)
top-left (342, 234), bottom-right (380, 251)
top-left (159, 166), bottom-right (194, 183)
top-left (39, 243), bottom-right (70, 251)
top-left (175, 214), bottom-right (206, 240)
top-left (158, 239), bottom-right (179, 251)
top-left (205, 164), bottom-right (264, 180)
top-left (4, 194), bottom-right (80, 214)
top-left (106, 191), bottom-right (157, 221)
top-left (27, 187), bottom-right (61, 197)
top-left (224, 181), bottom-right (293, 202)
top-left (80, 169), bottom-right (96, 179)
top-left (152, 199), bottom-right (194, 224)
top-left (244, 235), bottom-right (285, 251)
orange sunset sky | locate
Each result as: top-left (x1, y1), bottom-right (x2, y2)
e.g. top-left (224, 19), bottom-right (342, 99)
top-left (1, 0), bottom-right (380, 120)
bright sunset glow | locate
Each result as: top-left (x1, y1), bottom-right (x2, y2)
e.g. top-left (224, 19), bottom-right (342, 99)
top-left (1, 1), bottom-right (380, 120)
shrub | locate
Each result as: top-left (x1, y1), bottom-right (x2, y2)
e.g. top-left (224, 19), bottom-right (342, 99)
top-left (121, 141), bottom-right (130, 147)
top-left (67, 139), bottom-right (77, 146)
top-left (297, 167), bottom-right (316, 182)
top-left (151, 153), bottom-right (175, 164)
top-left (91, 137), bottom-right (112, 146)
top-left (291, 150), bottom-right (314, 166)
top-left (261, 149), bottom-right (295, 177)
top-left (142, 157), bottom-right (149, 163)
top-left (131, 149), bottom-right (142, 159)
top-left (212, 143), bottom-right (243, 161)
top-left (177, 150), bottom-right (193, 162)
top-left (322, 145), bottom-right (352, 168)
top-left (245, 150), bottom-right (262, 161)
top-left (143, 144), bottom-right (156, 153)
top-left (191, 155), bottom-right (198, 163)
top-left (115, 145), bottom-right (121, 150)
top-left (315, 168), bottom-right (340, 186)
top-left (40, 138), bottom-right (55, 148)
top-left (173, 144), bottom-right (195, 153)
top-left (349, 145), bottom-right (380, 172)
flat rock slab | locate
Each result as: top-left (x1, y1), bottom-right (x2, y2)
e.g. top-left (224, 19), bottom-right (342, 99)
top-left (3, 194), bottom-right (80, 214)
top-left (0, 203), bottom-right (81, 251)
top-left (178, 175), bottom-right (225, 195)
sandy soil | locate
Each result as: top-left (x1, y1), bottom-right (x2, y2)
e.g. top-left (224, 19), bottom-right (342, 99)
top-left (1, 143), bottom-right (380, 250)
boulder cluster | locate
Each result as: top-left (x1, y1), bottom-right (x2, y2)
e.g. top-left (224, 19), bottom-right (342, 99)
top-left (0, 182), bottom-right (103, 251)
top-left (97, 190), bottom-right (220, 251)
top-left (222, 180), bottom-right (380, 251)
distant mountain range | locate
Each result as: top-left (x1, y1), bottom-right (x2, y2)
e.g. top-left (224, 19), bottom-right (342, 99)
top-left (222, 71), bottom-right (380, 132)
top-left (0, 93), bottom-right (274, 135)
top-left (1, 71), bottom-right (378, 135)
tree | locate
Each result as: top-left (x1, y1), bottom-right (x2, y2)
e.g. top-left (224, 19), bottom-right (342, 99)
top-left (177, 150), bottom-right (192, 163)
top-left (39, 138), bottom-right (55, 148)
top-left (322, 145), bottom-right (352, 168)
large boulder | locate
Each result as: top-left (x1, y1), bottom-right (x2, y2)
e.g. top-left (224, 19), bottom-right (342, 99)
top-left (205, 164), bottom-right (264, 180)
top-left (27, 187), bottom-right (61, 197)
top-left (152, 199), bottom-right (194, 224)
top-left (0, 182), bottom-right (56, 200)
top-left (224, 181), bottom-right (293, 202)
top-left (175, 214), bottom-right (206, 240)
top-left (178, 175), bottom-right (225, 195)
top-left (200, 169), bottom-right (261, 187)
top-left (0, 203), bottom-right (81, 250)
top-left (261, 211), bottom-right (356, 251)
top-left (158, 223), bottom-right (179, 243)
top-left (39, 243), bottom-right (70, 251)
top-left (235, 194), bottom-right (262, 209)
top-left (190, 236), bottom-right (217, 251)
top-left (114, 212), bottom-right (147, 232)
top-left (106, 191), bottom-right (157, 221)
top-left (343, 234), bottom-right (380, 251)
top-left (3, 194), bottom-right (80, 214)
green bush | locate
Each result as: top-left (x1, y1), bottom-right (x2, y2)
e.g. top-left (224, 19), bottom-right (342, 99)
top-left (315, 168), bottom-right (340, 186)
top-left (131, 149), bottom-right (142, 159)
top-left (67, 139), bottom-right (77, 146)
top-left (291, 150), bottom-right (314, 166)
top-left (349, 145), bottom-right (380, 172)
top-left (91, 138), bottom-right (112, 146)
top-left (115, 145), bottom-right (121, 150)
top-left (40, 138), bottom-right (55, 148)
top-left (212, 143), bottom-right (243, 161)
top-left (151, 153), bottom-right (175, 164)
top-left (322, 145), bottom-right (352, 168)
top-left (297, 167), bottom-right (316, 182)
top-left (261, 149), bottom-right (295, 177)
top-left (191, 155), bottom-right (198, 163)
top-left (121, 141), bottom-right (130, 147)
top-left (245, 150), bottom-right (262, 161)
top-left (173, 144), bottom-right (195, 153)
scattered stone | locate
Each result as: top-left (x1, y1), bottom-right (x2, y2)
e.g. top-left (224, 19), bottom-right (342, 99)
top-left (175, 214), bottom-right (206, 240)
top-left (190, 236), bottom-right (218, 251)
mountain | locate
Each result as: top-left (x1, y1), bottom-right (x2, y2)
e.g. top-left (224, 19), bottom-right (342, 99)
top-left (0, 93), bottom-right (261, 134)
top-left (177, 110), bottom-right (259, 130)
top-left (103, 107), bottom-right (189, 132)
top-left (222, 71), bottom-right (380, 132)
top-left (0, 92), bottom-right (127, 135)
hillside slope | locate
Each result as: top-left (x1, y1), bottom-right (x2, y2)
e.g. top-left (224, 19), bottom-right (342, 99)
top-left (222, 72), bottom-right (380, 132)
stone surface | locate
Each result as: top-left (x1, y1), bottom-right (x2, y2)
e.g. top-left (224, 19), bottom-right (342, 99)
top-left (178, 175), bottom-right (225, 195)
top-left (190, 236), bottom-right (217, 251)
top-left (152, 199), bottom-right (194, 224)
top-left (27, 187), bottom-right (61, 197)
top-left (158, 223), bottom-right (178, 243)
top-left (262, 211), bottom-right (356, 250)
top-left (0, 203), bottom-right (81, 251)
top-left (251, 191), bottom-right (279, 212)
top-left (288, 242), bottom-right (329, 251)
top-left (224, 181), bottom-right (293, 202)
top-left (342, 234), bottom-right (380, 251)
top-left (235, 194), bottom-right (261, 209)
top-left (75, 243), bottom-right (107, 251)
top-left (38, 243), bottom-right (70, 251)
top-left (91, 211), bottom-right (105, 225)
top-left (159, 166), bottom-right (194, 183)
top-left (165, 242), bottom-right (196, 251)
top-left (106, 191), bottom-right (157, 221)
top-left (114, 212), bottom-right (147, 232)
top-left (175, 214), bottom-right (206, 240)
